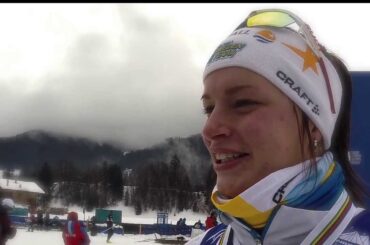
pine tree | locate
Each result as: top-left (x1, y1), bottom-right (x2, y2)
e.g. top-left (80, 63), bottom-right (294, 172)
top-left (169, 154), bottom-right (181, 189)
top-left (134, 187), bottom-right (142, 215)
top-left (37, 162), bottom-right (54, 192)
top-left (108, 164), bottom-right (123, 202)
top-left (124, 188), bottom-right (130, 206)
top-left (100, 161), bottom-right (109, 206)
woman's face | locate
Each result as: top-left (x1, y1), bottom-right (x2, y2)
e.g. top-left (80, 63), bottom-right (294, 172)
top-left (202, 67), bottom-right (307, 198)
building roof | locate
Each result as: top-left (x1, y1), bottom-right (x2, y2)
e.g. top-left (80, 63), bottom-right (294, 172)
top-left (0, 178), bottom-right (45, 194)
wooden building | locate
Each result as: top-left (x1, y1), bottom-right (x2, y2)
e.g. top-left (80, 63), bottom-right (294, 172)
top-left (0, 178), bottom-right (45, 207)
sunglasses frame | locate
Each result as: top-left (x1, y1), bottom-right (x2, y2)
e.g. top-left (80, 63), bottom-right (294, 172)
top-left (246, 9), bottom-right (322, 57)
top-left (244, 9), bottom-right (336, 114)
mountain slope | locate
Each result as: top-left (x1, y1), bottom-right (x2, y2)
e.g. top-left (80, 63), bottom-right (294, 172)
top-left (0, 130), bottom-right (125, 169)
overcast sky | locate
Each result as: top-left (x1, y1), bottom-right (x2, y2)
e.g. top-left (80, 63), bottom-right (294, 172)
top-left (0, 3), bottom-right (369, 149)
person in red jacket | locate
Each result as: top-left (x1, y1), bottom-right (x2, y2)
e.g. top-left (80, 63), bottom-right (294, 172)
top-left (205, 211), bottom-right (218, 230)
top-left (62, 211), bottom-right (90, 245)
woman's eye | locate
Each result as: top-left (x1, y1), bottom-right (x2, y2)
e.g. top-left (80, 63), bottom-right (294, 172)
top-left (203, 105), bottom-right (214, 115)
top-left (233, 99), bottom-right (257, 108)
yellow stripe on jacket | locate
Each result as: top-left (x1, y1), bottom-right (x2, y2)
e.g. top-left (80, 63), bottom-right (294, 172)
top-left (212, 192), bottom-right (272, 228)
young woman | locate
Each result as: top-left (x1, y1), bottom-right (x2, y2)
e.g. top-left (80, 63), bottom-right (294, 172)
top-left (187, 9), bottom-right (370, 245)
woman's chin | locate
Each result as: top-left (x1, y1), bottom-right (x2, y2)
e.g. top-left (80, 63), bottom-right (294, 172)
top-left (216, 180), bottom-right (247, 199)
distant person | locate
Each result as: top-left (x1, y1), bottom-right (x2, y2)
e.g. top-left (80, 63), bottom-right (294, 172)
top-left (205, 211), bottom-right (217, 230)
top-left (89, 216), bottom-right (97, 236)
top-left (178, 218), bottom-right (187, 235)
top-left (191, 220), bottom-right (205, 239)
top-left (51, 215), bottom-right (62, 229)
top-left (193, 220), bottom-right (203, 229)
top-left (62, 211), bottom-right (90, 245)
top-left (44, 212), bottom-right (50, 230)
top-left (176, 218), bottom-right (183, 226)
top-left (175, 218), bottom-right (183, 234)
top-left (0, 198), bottom-right (17, 245)
top-left (36, 209), bottom-right (43, 230)
top-left (181, 218), bottom-right (186, 226)
top-left (27, 212), bottom-right (36, 232)
top-left (106, 211), bottom-right (114, 243)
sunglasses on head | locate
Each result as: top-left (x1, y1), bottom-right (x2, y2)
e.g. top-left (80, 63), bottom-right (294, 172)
top-left (237, 9), bottom-right (336, 114)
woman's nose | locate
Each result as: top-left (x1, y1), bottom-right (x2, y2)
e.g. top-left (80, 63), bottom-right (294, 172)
top-left (202, 108), bottom-right (231, 143)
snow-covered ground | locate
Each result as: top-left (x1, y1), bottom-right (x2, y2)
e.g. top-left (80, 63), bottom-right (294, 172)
top-left (7, 202), bottom-right (208, 245)
top-left (8, 228), bottom-right (163, 245)
top-left (49, 202), bottom-right (208, 225)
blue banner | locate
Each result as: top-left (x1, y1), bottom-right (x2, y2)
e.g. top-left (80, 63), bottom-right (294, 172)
top-left (350, 72), bottom-right (370, 207)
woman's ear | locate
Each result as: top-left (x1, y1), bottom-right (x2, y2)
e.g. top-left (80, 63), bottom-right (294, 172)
top-left (309, 120), bottom-right (323, 142)
top-left (309, 120), bottom-right (324, 153)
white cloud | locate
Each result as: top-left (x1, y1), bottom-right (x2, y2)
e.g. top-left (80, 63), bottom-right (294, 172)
top-left (0, 3), bottom-right (368, 148)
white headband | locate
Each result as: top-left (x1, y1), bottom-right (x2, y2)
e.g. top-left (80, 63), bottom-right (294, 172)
top-left (203, 27), bottom-right (342, 149)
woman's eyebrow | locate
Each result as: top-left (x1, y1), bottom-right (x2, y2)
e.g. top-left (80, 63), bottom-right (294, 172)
top-left (225, 85), bottom-right (253, 96)
top-left (201, 85), bottom-right (253, 100)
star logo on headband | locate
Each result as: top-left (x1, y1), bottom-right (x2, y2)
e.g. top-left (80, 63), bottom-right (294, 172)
top-left (283, 43), bottom-right (319, 75)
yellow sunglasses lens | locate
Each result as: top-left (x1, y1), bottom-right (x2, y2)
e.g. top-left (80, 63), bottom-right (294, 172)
top-left (247, 12), bottom-right (295, 28)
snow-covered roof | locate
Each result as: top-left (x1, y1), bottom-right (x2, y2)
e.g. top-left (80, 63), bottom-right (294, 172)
top-left (0, 178), bottom-right (45, 194)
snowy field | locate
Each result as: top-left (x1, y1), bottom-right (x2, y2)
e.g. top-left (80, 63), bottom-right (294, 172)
top-left (7, 204), bottom-right (207, 245)
top-left (45, 202), bottom-right (208, 225)
top-left (8, 228), bottom-right (163, 245)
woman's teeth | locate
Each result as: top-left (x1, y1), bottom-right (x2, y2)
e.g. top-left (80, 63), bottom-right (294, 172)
top-left (215, 153), bottom-right (247, 163)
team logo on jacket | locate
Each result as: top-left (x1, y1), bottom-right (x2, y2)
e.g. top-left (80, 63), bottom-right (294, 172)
top-left (253, 30), bottom-right (276, 43)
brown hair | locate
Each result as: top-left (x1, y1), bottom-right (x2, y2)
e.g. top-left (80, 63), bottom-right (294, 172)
top-left (297, 50), bottom-right (368, 206)
top-left (325, 51), bottom-right (368, 206)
